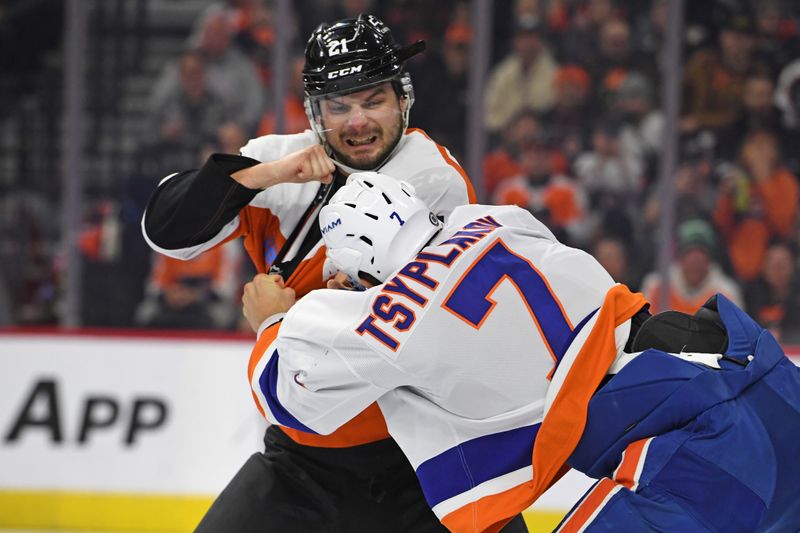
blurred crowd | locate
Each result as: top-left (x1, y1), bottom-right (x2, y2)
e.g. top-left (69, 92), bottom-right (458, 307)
top-left (3, 0), bottom-right (800, 343)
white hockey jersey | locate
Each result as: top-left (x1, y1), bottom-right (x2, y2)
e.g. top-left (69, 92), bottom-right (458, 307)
top-left (248, 205), bottom-right (647, 531)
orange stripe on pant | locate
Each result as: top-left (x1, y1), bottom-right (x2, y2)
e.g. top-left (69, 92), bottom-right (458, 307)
top-left (556, 478), bottom-right (620, 533)
top-left (612, 438), bottom-right (651, 490)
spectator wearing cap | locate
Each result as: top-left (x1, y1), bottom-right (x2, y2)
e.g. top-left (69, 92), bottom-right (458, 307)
top-left (492, 132), bottom-right (590, 246)
top-left (713, 129), bottom-right (799, 282)
top-left (410, 22), bottom-right (472, 159)
top-left (682, 8), bottom-right (770, 132)
top-left (641, 219), bottom-right (743, 314)
top-left (484, 14), bottom-right (558, 134)
top-left (539, 64), bottom-right (593, 161)
top-left (745, 240), bottom-right (800, 344)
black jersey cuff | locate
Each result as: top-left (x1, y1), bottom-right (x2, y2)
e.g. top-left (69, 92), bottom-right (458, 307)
top-left (144, 153), bottom-right (263, 249)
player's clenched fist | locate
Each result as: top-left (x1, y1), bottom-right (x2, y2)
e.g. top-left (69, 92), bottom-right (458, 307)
top-left (232, 145), bottom-right (335, 190)
top-left (242, 274), bottom-right (297, 333)
top-left (280, 144), bottom-right (336, 184)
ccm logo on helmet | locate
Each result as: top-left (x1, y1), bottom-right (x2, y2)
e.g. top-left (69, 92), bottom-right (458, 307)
top-left (327, 65), bottom-right (363, 79)
top-left (321, 218), bottom-right (342, 234)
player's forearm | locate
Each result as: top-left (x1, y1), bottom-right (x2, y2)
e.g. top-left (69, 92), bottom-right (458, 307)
top-left (142, 153), bottom-right (261, 250)
top-left (230, 160), bottom-right (285, 190)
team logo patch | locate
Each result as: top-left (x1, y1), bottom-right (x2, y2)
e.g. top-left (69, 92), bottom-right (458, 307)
top-left (321, 218), bottom-right (342, 234)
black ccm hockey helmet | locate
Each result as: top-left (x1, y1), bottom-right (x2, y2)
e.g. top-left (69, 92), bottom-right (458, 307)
top-left (303, 14), bottom-right (425, 143)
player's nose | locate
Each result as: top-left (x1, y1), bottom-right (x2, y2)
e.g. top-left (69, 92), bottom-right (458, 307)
top-left (345, 108), bottom-right (369, 129)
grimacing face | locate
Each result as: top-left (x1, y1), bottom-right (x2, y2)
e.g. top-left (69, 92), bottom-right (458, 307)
top-left (319, 82), bottom-right (406, 170)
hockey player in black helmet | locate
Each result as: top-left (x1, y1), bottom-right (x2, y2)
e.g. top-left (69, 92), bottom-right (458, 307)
top-left (302, 14), bottom-right (425, 170)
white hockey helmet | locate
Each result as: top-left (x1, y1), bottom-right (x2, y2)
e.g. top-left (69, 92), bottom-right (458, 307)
top-left (319, 172), bottom-right (443, 284)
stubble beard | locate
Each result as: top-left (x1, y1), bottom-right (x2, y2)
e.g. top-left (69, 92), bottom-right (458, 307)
top-left (330, 120), bottom-right (404, 171)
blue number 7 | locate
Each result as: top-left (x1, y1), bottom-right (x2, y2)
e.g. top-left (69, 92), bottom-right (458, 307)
top-left (442, 239), bottom-right (575, 369)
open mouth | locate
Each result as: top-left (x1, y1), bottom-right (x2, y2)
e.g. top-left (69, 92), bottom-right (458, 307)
top-left (345, 135), bottom-right (377, 147)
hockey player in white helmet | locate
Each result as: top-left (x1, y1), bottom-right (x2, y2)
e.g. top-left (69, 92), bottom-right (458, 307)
top-left (244, 172), bottom-right (800, 533)
top-left (319, 173), bottom-right (443, 289)
top-left (243, 171), bottom-right (641, 530)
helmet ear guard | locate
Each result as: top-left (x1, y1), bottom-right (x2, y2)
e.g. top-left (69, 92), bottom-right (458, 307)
top-left (319, 172), bottom-right (442, 284)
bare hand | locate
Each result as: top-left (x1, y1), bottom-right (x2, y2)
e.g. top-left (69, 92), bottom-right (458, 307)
top-left (232, 145), bottom-right (335, 189)
top-left (242, 274), bottom-right (296, 333)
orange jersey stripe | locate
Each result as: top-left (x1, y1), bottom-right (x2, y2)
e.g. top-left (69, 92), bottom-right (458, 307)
top-left (278, 402), bottom-right (389, 448)
top-left (524, 286), bottom-right (647, 508)
top-left (248, 321), bottom-right (283, 417)
top-left (612, 438), bottom-right (650, 490)
top-left (406, 128), bottom-right (477, 204)
top-left (440, 481), bottom-right (542, 533)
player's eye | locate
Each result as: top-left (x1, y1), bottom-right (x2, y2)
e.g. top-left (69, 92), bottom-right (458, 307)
top-left (327, 102), bottom-right (350, 114)
top-left (363, 98), bottom-right (385, 110)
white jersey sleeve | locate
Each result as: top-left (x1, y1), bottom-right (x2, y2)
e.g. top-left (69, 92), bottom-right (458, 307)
top-left (248, 287), bottom-right (412, 435)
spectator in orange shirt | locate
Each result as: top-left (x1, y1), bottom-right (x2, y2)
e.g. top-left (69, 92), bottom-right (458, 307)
top-left (135, 245), bottom-right (241, 330)
top-left (641, 219), bottom-right (743, 314)
top-left (482, 108), bottom-right (537, 197)
top-left (713, 129), bottom-right (799, 281)
top-left (493, 133), bottom-right (589, 245)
